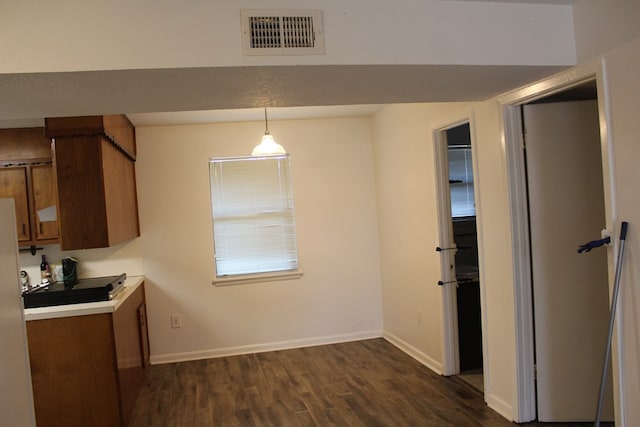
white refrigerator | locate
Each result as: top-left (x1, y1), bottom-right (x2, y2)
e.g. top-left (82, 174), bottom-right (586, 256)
top-left (0, 198), bottom-right (36, 426)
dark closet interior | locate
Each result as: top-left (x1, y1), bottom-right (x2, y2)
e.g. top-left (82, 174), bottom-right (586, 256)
top-left (453, 218), bottom-right (482, 372)
top-left (447, 123), bottom-right (483, 374)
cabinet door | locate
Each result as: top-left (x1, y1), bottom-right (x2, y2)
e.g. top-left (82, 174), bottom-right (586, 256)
top-left (101, 139), bottom-right (140, 246)
top-left (54, 136), bottom-right (110, 250)
top-left (30, 164), bottom-right (59, 241)
top-left (26, 314), bottom-right (122, 427)
top-left (0, 168), bottom-right (31, 242)
top-left (112, 284), bottom-right (147, 426)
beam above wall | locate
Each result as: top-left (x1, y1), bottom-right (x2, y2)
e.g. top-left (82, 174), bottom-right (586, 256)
top-left (0, 64), bottom-right (567, 125)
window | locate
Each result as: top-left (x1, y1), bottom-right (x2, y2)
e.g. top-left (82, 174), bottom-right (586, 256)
top-left (447, 123), bottom-right (475, 218)
top-left (448, 146), bottom-right (475, 218)
top-left (209, 155), bottom-right (299, 284)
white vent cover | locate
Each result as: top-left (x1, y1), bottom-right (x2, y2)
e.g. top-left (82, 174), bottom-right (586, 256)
top-left (241, 9), bottom-right (324, 56)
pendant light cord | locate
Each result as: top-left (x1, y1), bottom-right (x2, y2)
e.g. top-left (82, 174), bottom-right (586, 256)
top-left (264, 108), bottom-right (270, 135)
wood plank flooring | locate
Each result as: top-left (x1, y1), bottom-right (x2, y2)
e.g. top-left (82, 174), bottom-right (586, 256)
top-left (130, 338), bottom-right (609, 426)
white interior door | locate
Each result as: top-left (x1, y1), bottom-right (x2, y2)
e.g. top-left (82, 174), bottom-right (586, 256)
top-left (434, 126), bottom-right (459, 376)
top-left (524, 100), bottom-right (613, 422)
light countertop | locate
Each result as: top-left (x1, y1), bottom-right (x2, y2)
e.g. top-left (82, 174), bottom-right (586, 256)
top-left (24, 275), bottom-right (144, 321)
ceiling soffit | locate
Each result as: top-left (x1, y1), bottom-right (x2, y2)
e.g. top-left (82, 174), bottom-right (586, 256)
top-left (0, 64), bottom-right (568, 125)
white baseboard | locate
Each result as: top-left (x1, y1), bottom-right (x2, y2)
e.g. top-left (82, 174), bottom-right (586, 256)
top-left (150, 329), bottom-right (383, 365)
top-left (382, 330), bottom-right (443, 374)
top-left (486, 393), bottom-right (515, 422)
top-left (383, 331), bottom-right (516, 422)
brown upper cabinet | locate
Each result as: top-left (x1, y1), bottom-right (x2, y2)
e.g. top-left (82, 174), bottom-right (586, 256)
top-left (45, 115), bottom-right (140, 250)
top-left (0, 167), bottom-right (31, 242)
top-left (0, 128), bottom-right (59, 246)
top-left (45, 115), bottom-right (136, 160)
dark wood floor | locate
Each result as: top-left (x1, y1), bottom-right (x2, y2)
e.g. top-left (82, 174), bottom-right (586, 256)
top-left (130, 338), bottom-right (610, 426)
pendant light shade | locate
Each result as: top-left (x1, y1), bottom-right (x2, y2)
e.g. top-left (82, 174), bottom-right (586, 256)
top-left (252, 108), bottom-right (286, 156)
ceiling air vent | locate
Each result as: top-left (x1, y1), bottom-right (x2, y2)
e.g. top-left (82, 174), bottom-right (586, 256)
top-left (241, 9), bottom-right (325, 56)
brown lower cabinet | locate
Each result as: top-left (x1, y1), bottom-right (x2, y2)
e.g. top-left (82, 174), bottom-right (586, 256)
top-left (26, 283), bottom-right (149, 427)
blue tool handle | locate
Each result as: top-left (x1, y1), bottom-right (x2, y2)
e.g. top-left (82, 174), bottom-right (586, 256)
top-left (577, 236), bottom-right (611, 253)
top-left (620, 221), bottom-right (628, 240)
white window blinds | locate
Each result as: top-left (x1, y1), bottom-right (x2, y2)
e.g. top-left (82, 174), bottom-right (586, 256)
top-left (209, 155), bottom-right (298, 277)
top-left (449, 147), bottom-right (476, 218)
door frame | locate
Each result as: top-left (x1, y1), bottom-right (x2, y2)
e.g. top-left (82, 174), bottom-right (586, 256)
top-left (434, 121), bottom-right (460, 377)
top-left (499, 59), bottom-right (621, 422)
top-left (434, 115), bottom-right (490, 392)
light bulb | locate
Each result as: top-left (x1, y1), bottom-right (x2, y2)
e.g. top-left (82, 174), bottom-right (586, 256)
top-left (252, 133), bottom-right (286, 156)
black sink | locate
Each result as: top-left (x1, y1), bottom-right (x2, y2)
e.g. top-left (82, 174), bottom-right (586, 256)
top-left (23, 274), bottom-right (126, 308)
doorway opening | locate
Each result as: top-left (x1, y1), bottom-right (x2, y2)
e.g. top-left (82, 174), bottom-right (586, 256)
top-left (435, 120), bottom-right (484, 392)
top-left (503, 72), bottom-right (617, 423)
top-left (447, 124), bottom-right (483, 390)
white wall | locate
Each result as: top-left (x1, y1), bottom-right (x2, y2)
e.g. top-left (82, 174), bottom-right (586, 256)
top-left (0, 0), bottom-right (575, 73)
top-left (370, 100), bottom-right (519, 418)
top-left (600, 33), bottom-right (640, 426)
top-left (368, 100), bottom-right (534, 421)
top-left (573, 0), bottom-right (640, 62)
top-left (135, 117), bottom-right (383, 362)
top-left (369, 38), bottom-right (640, 423)
top-left (371, 102), bottom-right (475, 371)
top-left (472, 97), bottom-right (521, 419)
top-left (466, 32), bottom-right (640, 426)
top-left (18, 240), bottom-right (143, 287)
top-left (367, 7), bottom-right (640, 421)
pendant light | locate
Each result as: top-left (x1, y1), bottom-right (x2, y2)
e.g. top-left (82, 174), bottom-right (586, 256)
top-left (252, 108), bottom-right (286, 156)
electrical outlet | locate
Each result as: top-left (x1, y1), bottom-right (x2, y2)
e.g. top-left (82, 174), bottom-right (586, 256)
top-left (417, 310), bottom-right (423, 325)
top-left (170, 314), bottom-right (182, 328)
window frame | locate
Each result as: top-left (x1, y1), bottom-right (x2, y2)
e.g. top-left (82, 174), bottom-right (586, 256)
top-left (209, 154), bottom-right (302, 286)
top-left (448, 145), bottom-right (476, 218)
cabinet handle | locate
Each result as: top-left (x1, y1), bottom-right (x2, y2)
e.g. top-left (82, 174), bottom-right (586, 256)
top-left (39, 223), bottom-right (43, 234)
top-left (22, 223), bottom-right (26, 235)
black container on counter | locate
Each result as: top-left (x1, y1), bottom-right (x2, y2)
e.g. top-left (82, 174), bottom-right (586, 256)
top-left (62, 257), bottom-right (78, 287)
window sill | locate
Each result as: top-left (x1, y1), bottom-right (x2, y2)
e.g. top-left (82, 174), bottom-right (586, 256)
top-left (212, 270), bottom-right (303, 286)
